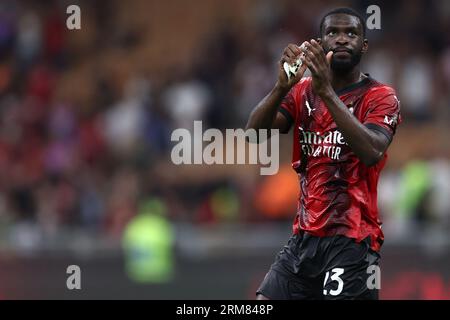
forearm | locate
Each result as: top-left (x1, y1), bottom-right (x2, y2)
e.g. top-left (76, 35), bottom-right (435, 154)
top-left (245, 83), bottom-right (288, 131)
top-left (320, 88), bottom-right (385, 166)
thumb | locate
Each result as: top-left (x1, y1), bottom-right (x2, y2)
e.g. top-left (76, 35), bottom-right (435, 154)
top-left (326, 51), bottom-right (333, 65)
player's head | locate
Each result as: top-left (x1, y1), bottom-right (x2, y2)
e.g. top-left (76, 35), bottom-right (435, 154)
top-left (318, 7), bottom-right (368, 73)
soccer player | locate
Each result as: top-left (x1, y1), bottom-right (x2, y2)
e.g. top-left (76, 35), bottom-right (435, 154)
top-left (245, 7), bottom-right (401, 300)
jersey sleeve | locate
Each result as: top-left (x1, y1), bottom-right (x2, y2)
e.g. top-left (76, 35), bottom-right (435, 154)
top-left (278, 88), bottom-right (297, 127)
top-left (362, 87), bottom-right (402, 142)
top-left (278, 79), bottom-right (307, 127)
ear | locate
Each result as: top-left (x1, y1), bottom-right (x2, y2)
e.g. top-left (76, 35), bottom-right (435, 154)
top-left (362, 39), bottom-right (369, 54)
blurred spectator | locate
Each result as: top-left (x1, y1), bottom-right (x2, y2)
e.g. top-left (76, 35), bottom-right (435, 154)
top-left (102, 76), bottom-right (148, 158)
top-left (398, 55), bottom-right (434, 121)
top-left (163, 76), bottom-right (212, 130)
top-left (197, 185), bottom-right (241, 224)
top-left (254, 165), bottom-right (298, 220)
top-left (122, 198), bottom-right (175, 283)
top-left (16, 11), bottom-right (42, 71)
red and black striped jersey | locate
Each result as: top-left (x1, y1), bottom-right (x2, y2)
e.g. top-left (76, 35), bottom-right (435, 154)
top-left (279, 75), bottom-right (401, 252)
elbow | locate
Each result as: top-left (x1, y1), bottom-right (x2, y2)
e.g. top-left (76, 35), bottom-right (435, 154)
top-left (361, 149), bottom-right (384, 167)
top-left (245, 117), bottom-right (256, 132)
top-left (244, 123), bottom-right (257, 144)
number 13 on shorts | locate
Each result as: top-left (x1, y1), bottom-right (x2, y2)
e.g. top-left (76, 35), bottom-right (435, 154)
top-left (323, 268), bottom-right (344, 296)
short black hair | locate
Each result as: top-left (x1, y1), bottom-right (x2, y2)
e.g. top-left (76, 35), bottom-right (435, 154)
top-left (319, 7), bottom-right (366, 37)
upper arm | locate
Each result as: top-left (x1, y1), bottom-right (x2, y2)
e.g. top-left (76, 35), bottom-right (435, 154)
top-left (363, 88), bottom-right (402, 145)
top-left (366, 126), bottom-right (391, 155)
top-left (362, 87), bottom-right (402, 159)
top-left (274, 83), bottom-right (302, 134)
top-left (273, 110), bottom-right (292, 133)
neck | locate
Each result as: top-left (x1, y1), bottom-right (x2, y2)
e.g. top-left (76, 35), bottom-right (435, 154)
top-left (331, 67), bottom-right (363, 92)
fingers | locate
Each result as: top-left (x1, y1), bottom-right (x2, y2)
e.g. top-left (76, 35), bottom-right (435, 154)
top-left (300, 54), bottom-right (318, 75)
top-left (287, 43), bottom-right (302, 56)
top-left (282, 43), bottom-right (302, 65)
top-left (292, 61), bottom-right (308, 83)
top-left (303, 49), bottom-right (319, 68)
top-left (299, 39), bottom-right (332, 76)
top-left (278, 41), bottom-right (314, 86)
top-left (303, 39), bottom-right (325, 63)
top-left (326, 51), bottom-right (333, 65)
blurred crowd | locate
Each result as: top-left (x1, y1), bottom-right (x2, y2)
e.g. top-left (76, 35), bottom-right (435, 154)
top-left (0, 0), bottom-right (449, 250)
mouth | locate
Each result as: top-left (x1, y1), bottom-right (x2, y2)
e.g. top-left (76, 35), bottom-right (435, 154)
top-left (332, 47), bottom-right (352, 53)
top-left (332, 48), bottom-right (352, 58)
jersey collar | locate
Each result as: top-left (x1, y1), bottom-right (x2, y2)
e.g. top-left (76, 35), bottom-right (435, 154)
top-left (335, 73), bottom-right (372, 96)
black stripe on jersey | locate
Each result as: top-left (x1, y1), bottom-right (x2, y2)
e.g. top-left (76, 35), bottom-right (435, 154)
top-left (365, 123), bottom-right (393, 143)
top-left (336, 76), bottom-right (372, 96)
top-left (278, 107), bottom-right (294, 127)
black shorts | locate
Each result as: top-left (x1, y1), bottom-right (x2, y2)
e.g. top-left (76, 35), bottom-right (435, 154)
top-left (256, 232), bottom-right (380, 300)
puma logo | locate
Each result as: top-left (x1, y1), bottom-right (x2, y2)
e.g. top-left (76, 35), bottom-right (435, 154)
top-left (347, 101), bottom-right (354, 114)
top-left (305, 100), bottom-right (315, 116)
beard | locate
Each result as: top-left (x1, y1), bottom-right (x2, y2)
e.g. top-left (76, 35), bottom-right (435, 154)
top-left (328, 48), bottom-right (363, 73)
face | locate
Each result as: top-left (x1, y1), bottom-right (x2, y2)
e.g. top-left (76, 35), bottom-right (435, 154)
top-left (320, 14), bottom-right (368, 73)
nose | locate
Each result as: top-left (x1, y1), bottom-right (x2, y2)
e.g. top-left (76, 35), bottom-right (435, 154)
top-left (335, 33), bottom-right (349, 45)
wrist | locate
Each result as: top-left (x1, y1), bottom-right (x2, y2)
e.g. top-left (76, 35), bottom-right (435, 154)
top-left (318, 84), bottom-right (334, 100)
top-left (274, 81), bottom-right (290, 96)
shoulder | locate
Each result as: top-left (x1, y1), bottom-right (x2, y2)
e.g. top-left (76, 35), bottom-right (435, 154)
top-left (361, 79), bottom-right (400, 113)
top-left (279, 77), bottom-right (312, 118)
top-left (365, 78), bottom-right (398, 100)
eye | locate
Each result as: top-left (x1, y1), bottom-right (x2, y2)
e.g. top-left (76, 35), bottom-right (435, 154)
top-left (347, 32), bottom-right (356, 37)
top-left (327, 31), bottom-right (336, 36)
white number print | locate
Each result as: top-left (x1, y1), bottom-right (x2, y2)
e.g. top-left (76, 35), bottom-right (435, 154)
top-left (323, 268), bottom-right (344, 296)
